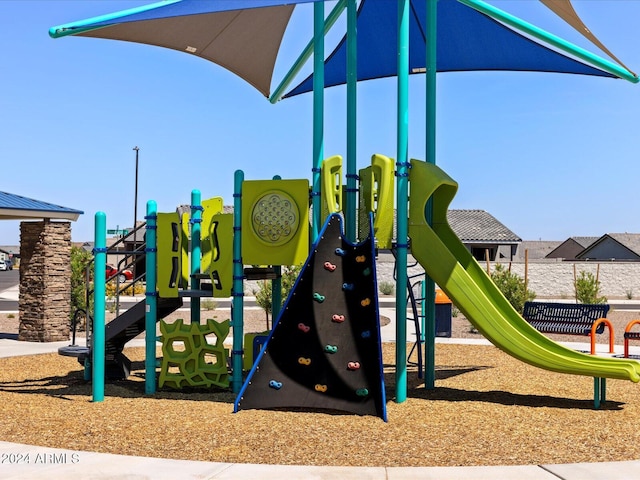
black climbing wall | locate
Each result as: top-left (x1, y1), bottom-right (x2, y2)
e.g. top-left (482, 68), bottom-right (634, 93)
top-left (234, 214), bottom-right (387, 420)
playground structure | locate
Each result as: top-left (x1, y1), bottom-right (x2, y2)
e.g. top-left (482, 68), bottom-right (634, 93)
top-left (70, 153), bottom-right (640, 416)
top-left (51, 0), bottom-right (640, 416)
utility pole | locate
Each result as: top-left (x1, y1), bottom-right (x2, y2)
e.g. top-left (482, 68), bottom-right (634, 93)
top-left (133, 146), bottom-right (140, 239)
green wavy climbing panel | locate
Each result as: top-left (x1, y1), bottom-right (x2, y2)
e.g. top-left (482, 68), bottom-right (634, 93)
top-left (159, 318), bottom-right (230, 389)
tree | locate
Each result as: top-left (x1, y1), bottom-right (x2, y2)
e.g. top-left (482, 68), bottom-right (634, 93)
top-left (490, 263), bottom-right (536, 314)
top-left (574, 270), bottom-right (607, 304)
top-left (253, 265), bottom-right (301, 328)
top-left (70, 246), bottom-right (93, 318)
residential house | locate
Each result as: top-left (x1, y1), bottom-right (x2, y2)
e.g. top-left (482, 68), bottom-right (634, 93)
top-left (576, 234), bottom-right (640, 261)
top-left (545, 236), bottom-right (598, 260)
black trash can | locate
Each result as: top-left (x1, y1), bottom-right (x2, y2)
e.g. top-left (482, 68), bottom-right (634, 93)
top-left (435, 289), bottom-right (452, 338)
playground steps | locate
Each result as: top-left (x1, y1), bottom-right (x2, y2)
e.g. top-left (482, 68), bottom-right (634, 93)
top-left (74, 296), bottom-right (184, 380)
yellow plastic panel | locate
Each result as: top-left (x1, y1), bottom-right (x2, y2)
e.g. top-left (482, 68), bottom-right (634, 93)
top-left (200, 197), bottom-right (224, 274)
top-left (242, 179), bottom-right (309, 266)
top-left (321, 155), bottom-right (343, 220)
top-left (156, 212), bottom-right (181, 298)
top-left (159, 318), bottom-right (230, 389)
top-left (208, 213), bottom-right (233, 297)
top-left (180, 212), bottom-right (189, 289)
top-left (358, 154), bottom-right (395, 248)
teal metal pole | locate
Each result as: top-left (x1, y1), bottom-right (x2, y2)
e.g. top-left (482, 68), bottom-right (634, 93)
top-left (92, 212), bottom-right (107, 402)
top-left (231, 170), bottom-right (245, 393)
top-left (424, 0), bottom-right (438, 390)
top-left (271, 176), bottom-right (282, 323)
top-left (458, 0), bottom-right (638, 83)
top-left (145, 201), bottom-right (158, 395)
top-left (270, 0), bottom-right (347, 103)
top-left (191, 189), bottom-right (202, 324)
top-left (345, 0), bottom-right (357, 242)
top-left (395, 0), bottom-right (410, 404)
top-left (311, 0), bottom-right (325, 241)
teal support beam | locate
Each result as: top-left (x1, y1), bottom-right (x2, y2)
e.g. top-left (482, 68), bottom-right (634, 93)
top-left (395, 0), bottom-right (410, 404)
top-left (311, 0), bottom-right (325, 241)
top-left (272, 175), bottom-right (282, 322)
top-left (231, 170), bottom-right (245, 393)
top-left (270, 0), bottom-right (347, 104)
top-left (191, 189), bottom-right (202, 324)
top-left (458, 0), bottom-right (638, 83)
top-left (145, 201), bottom-right (158, 395)
top-left (345, 0), bottom-right (358, 242)
top-left (92, 212), bottom-right (107, 402)
top-left (424, 0), bottom-right (438, 390)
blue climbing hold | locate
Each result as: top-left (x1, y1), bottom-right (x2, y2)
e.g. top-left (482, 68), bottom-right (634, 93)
top-left (269, 380), bottom-right (283, 390)
top-left (335, 248), bottom-right (346, 256)
top-left (361, 330), bottom-right (371, 338)
top-left (342, 283), bottom-right (355, 291)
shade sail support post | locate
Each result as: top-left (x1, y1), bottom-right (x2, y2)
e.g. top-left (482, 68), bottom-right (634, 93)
top-left (345, 0), bottom-right (358, 242)
top-left (311, 1), bottom-right (325, 241)
top-left (395, 0), bottom-right (410, 404)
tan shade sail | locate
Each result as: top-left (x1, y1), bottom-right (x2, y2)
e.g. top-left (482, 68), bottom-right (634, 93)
top-left (57, 4), bottom-right (297, 98)
top-left (540, 0), bottom-right (635, 75)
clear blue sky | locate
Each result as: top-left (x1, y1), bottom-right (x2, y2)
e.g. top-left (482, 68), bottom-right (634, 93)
top-left (1, 0), bottom-right (639, 246)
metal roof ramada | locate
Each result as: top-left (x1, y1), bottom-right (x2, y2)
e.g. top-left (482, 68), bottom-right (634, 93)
top-left (0, 192), bottom-right (83, 221)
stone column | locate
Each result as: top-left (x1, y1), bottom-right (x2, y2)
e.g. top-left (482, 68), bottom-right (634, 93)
top-left (18, 220), bottom-right (72, 342)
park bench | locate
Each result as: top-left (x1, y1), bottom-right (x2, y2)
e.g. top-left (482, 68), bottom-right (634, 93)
top-left (522, 301), bottom-right (614, 355)
top-left (624, 320), bottom-right (640, 358)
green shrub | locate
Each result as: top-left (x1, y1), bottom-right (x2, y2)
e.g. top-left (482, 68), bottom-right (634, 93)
top-left (71, 246), bottom-right (93, 318)
top-left (575, 271), bottom-right (607, 304)
top-left (379, 281), bottom-right (395, 295)
top-left (253, 265), bottom-right (302, 325)
top-left (490, 264), bottom-right (536, 314)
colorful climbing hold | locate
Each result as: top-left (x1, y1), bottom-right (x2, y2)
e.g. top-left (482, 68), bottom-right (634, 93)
top-left (313, 293), bottom-right (325, 303)
top-left (269, 380), bottom-right (283, 390)
top-left (342, 283), bottom-right (355, 291)
top-left (298, 357), bottom-right (311, 366)
top-left (347, 361), bottom-right (361, 370)
top-left (360, 298), bottom-right (371, 307)
top-left (324, 345), bottom-right (338, 354)
top-left (314, 384), bottom-right (328, 393)
top-left (323, 261), bottom-right (337, 272)
top-left (361, 330), bottom-right (371, 338)
top-left (331, 314), bottom-right (345, 323)
top-left (297, 322), bottom-right (311, 333)
top-left (362, 267), bottom-right (371, 276)
top-left (356, 388), bottom-right (369, 397)
top-left (355, 255), bottom-right (366, 263)
top-left (335, 248), bottom-right (346, 256)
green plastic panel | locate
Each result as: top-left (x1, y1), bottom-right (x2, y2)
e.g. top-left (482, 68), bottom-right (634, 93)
top-left (159, 318), bottom-right (230, 389)
top-left (179, 212), bottom-right (189, 289)
top-left (208, 213), bottom-right (233, 298)
top-left (242, 179), bottom-right (310, 266)
top-left (321, 155), bottom-right (343, 220)
top-left (200, 197), bottom-right (224, 275)
top-left (358, 154), bottom-right (394, 248)
top-left (156, 212), bottom-right (181, 298)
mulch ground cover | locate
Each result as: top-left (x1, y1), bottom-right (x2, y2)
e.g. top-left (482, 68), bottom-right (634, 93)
top-left (2, 342), bottom-right (640, 467)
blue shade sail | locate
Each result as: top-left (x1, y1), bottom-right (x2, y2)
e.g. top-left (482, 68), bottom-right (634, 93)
top-left (285, 0), bottom-right (616, 98)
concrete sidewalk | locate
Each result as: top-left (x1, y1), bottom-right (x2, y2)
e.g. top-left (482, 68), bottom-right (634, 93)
top-left (2, 440), bottom-right (640, 480)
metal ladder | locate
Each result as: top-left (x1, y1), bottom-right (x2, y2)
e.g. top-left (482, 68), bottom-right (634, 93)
top-left (391, 246), bottom-right (425, 378)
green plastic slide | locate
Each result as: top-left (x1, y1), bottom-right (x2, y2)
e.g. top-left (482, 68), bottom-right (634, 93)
top-left (408, 159), bottom-right (640, 382)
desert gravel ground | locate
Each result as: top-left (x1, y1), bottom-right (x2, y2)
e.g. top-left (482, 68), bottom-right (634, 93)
top-left (1, 308), bottom-right (640, 467)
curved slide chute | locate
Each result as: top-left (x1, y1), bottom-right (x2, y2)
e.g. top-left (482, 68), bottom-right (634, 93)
top-left (408, 159), bottom-right (640, 382)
